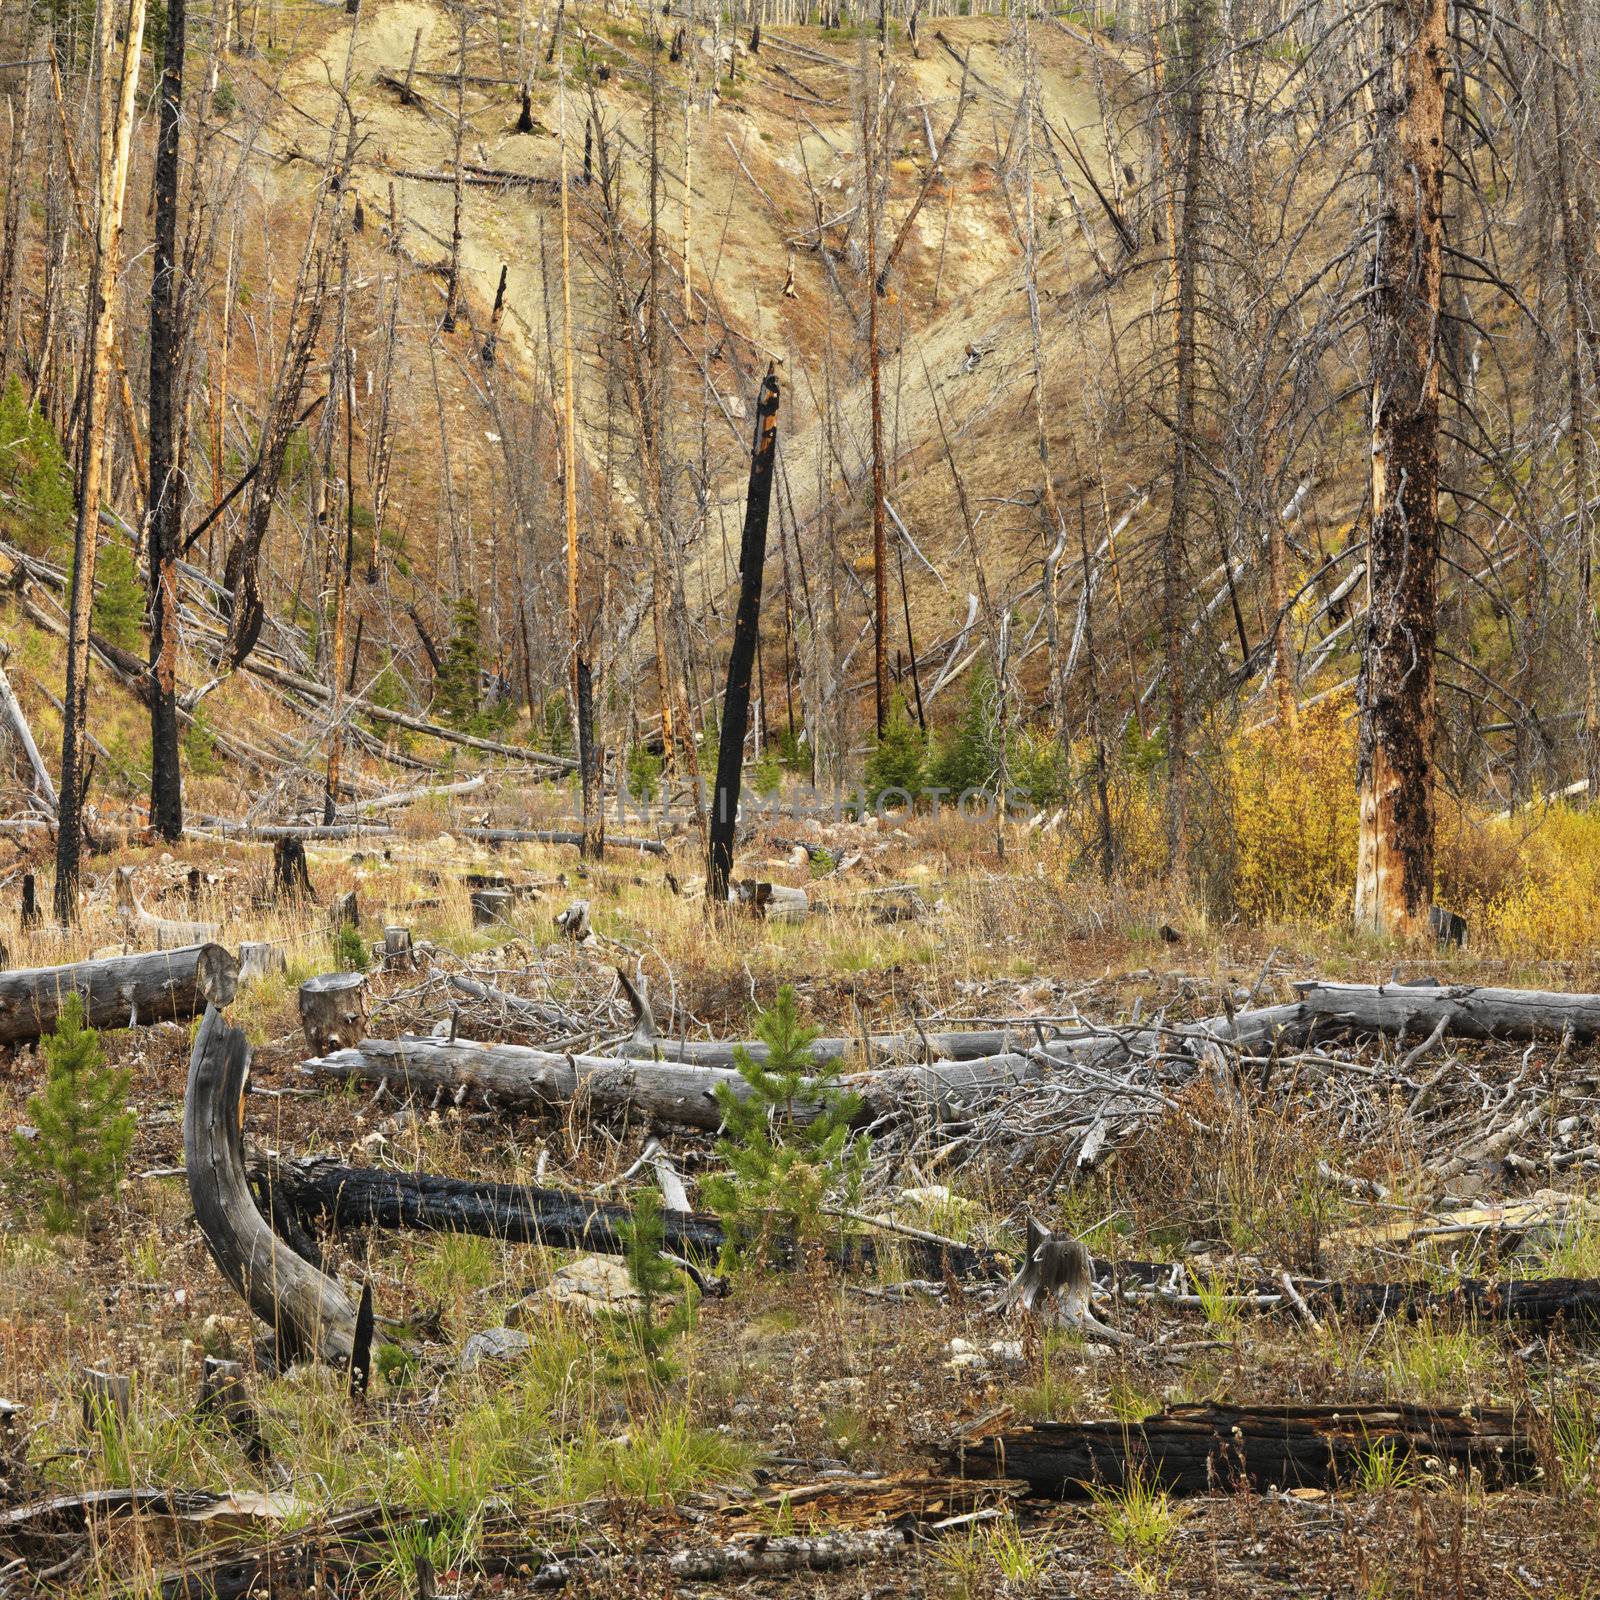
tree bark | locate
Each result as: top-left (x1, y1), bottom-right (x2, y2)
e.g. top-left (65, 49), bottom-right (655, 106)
top-left (55, 0), bottom-right (148, 922)
top-left (0, 944), bottom-right (238, 1045)
top-left (185, 1006), bottom-right (364, 1374)
top-left (1354, 0), bottom-right (1447, 937)
top-left (147, 0), bottom-right (186, 843)
top-left (948, 1401), bottom-right (1534, 1497)
top-left (707, 365), bottom-right (780, 904)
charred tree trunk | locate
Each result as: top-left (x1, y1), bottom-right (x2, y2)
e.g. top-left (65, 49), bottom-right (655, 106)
top-left (1354, 0), bottom-right (1447, 937)
top-left (948, 1402), bottom-right (1534, 1497)
top-left (147, 0), bottom-right (186, 843)
top-left (185, 1006), bottom-right (366, 1376)
top-left (707, 365), bottom-right (780, 904)
top-left (55, 0), bottom-right (147, 922)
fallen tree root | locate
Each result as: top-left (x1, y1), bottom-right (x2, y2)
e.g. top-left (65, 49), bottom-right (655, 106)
top-left (256, 1156), bottom-right (1004, 1279)
top-left (947, 1400), bottom-right (1536, 1497)
top-left (0, 944), bottom-right (238, 1044)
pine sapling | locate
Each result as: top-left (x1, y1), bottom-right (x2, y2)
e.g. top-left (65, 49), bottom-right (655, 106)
top-left (703, 985), bottom-right (868, 1264)
top-left (13, 993), bottom-right (134, 1232)
top-left (606, 1186), bottom-right (697, 1381)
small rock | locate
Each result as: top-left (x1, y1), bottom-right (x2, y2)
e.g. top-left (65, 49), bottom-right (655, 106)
top-left (507, 1255), bottom-right (645, 1324)
top-left (459, 1327), bottom-right (532, 1374)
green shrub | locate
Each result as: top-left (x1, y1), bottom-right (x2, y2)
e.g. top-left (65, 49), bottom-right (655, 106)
top-left (1009, 726), bottom-right (1071, 808)
top-left (540, 691), bottom-right (573, 756)
top-left (862, 691), bottom-right (924, 806)
top-left (703, 986), bottom-right (867, 1264)
top-left (334, 921), bottom-right (369, 971)
top-left (626, 742), bottom-right (662, 805)
top-left (0, 377), bottom-right (73, 554)
top-left (750, 747), bottom-right (784, 798)
top-left (91, 538), bottom-right (146, 650)
top-left (12, 993), bottom-right (134, 1233)
top-left (181, 708), bottom-right (223, 777)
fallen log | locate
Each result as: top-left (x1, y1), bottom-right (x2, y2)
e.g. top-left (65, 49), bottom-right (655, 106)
top-left (196, 818), bottom-right (668, 854)
top-left (1316, 1275), bottom-right (1600, 1330)
top-left (0, 944), bottom-right (238, 1044)
top-left (948, 1400), bottom-right (1536, 1497)
top-left (257, 1156), bottom-right (1002, 1279)
top-left (185, 1006), bottom-right (368, 1377)
top-left (1295, 979), bottom-right (1600, 1042)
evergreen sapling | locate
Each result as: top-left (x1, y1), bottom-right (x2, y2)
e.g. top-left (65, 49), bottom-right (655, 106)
top-left (703, 985), bottom-right (868, 1264)
top-left (12, 992), bottom-right (134, 1232)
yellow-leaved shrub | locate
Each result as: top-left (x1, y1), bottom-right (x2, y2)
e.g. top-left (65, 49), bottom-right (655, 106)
top-left (1224, 699), bottom-right (1359, 923)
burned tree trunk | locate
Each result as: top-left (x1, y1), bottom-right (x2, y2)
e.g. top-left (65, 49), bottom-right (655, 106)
top-left (272, 837), bottom-right (315, 900)
top-left (185, 1006), bottom-right (365, 1375)
top-left (55, 0), bottom-right (148, 922)
top-left (0, 944), bottom-right (238, 1045)
top-left (707, 364), bottom-right (780, 905)
top-left (147, 0), bottom-right (186, 844)
top-left (948, 1401), bottom-right (1534, 1497)
top-left (1354, 0), bottom-right (1447, 937)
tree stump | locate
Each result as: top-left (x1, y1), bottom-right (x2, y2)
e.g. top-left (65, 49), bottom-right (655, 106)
top-left (382, 927), bottom-right (416, 971)
top-left (471, 888), bottom-right (512, 926)
top-left (19, 872), bottom-right (38, 930)
top-left (298, 972), bottom-right (369, 1053)
top-left (238, 942), bottom-right (287, 984)
top-left (272, 838), bottom-right (315, 901)
top-left (80, 1369), bottom-right (131, 1431)
top-left (554, 899), bottom-right (592, 942)
top-left (330, 889), bottom-right (360, 930)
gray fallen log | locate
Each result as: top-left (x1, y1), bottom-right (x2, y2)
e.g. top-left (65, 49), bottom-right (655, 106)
top-left (184, 1007), bottom-right (366, 1375)
top-left (0, 659), bottom-right (57, 815)
top-left (0, 944), bottom-right (239, 1044)
top-left (1295, 980), bottom-right (1600, 1043)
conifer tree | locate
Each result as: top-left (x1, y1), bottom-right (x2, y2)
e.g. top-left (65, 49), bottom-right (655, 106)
top-left (92, 539), bottom-right (145, 652)
top-left (606, 1185), bottom-right (697, 1381)
top-left (703, 986), bottom-right (866, 1263)
top-left (436, 595), bottom-right (482, 728)
top-left (13, 993), bottom-right (134, 1232)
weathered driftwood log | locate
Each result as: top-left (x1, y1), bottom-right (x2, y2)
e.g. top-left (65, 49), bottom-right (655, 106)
top-left (257, 1156), bottom-right (1000, 1279)
top-left (0, 944), bottom-right (238, 1044)
top-left (114, 868), bottom-right (221, 948)
top-left (298, 972), bottom-right (369, 1053)
top-left (184, 1007), bottom-right (366, 1375)
top-left (948, 1401), bottom-right (1535, 1497)
top-left (1294, 979), bottom-right (1600, 1042)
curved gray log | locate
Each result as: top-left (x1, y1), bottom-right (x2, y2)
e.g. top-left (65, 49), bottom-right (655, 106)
top-left (184, 1006), bottom-right (360, 1370)
top-left (0, 943), bottom-right (238, 1044)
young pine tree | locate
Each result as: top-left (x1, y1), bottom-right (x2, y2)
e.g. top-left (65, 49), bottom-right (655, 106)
top-left (92, 538), bottom-right (146, 652)
top-left (606, 1186), bottom-right (697, 1381)
top-left (703, 985), bottom-right (867, 1264)
top-left (13, 993), bottom-right (134, 1232)
top-left (436, 596), bottom-right (482, 728)
top-left (863, 690), bottom-right (925, 806)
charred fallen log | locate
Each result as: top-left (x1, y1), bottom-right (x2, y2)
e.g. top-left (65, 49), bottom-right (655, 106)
top-left (185, 1007), bottom-right (369, 1379)
top-left (1317, 1275), bottom-right (1600, 1329)
top-left (256, 1156), bottom-right (1003, 1279)
top-left (948, 1401), bottom-right (1535, 1497)
top-left (0, 943), bottom-right (238, 1044)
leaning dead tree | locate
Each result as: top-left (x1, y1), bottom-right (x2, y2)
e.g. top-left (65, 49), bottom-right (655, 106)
top-left (185, 1006), bottom-right (370, 1380)
top-left (707, 364), bottom-right (781, 904)
top-left (54, 0), bottom-right (146, 922)
top-left (1354, 0), bottom-right (1447, 937)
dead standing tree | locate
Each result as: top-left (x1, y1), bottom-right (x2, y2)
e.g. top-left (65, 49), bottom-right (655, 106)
top-left (54, 0), bottom-right (146, 922)
top-left (708, 364), bottom-right (781, 905)
top-left (147, 0), bottom-right (187, 842)
top-left (1354, 0), bottom-right (1447, 937)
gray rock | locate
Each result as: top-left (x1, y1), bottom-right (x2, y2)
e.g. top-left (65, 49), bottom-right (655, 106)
top-left (458, 1326), bottom-right (532, 1374)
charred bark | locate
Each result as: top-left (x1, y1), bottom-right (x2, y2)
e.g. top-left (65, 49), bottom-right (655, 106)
top-left (707, 365), bottom-right (779, 904)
